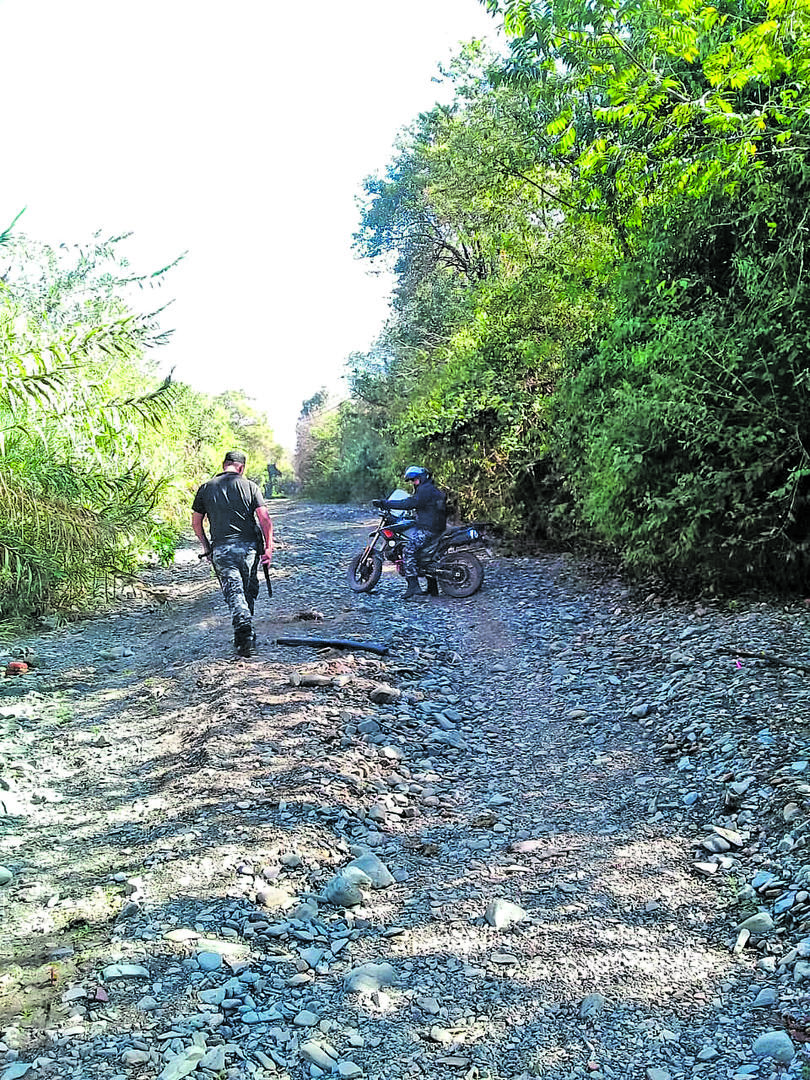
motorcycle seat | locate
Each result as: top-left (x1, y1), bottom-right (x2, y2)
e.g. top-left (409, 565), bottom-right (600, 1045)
top-left (416, 534), bottom-right (443, 565)
top-left (417, 525), bottom-right (486, 566)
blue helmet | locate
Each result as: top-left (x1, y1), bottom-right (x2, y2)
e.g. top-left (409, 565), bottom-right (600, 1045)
top-left (403, 465), bottom-right (429, 483)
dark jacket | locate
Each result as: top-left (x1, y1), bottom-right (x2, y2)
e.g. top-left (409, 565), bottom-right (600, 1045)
top-left (380, 479), bottom-right (448, 535)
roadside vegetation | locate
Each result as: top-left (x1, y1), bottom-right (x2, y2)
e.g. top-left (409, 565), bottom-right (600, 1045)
top-left (296, 0), bottom-right (810, 590)
top-left (0, 220), bottom-right (288, 620)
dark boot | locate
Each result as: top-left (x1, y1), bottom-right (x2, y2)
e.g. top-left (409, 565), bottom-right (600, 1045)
top-left (234, 619), bottom-right (254, 656)
top-left (402, 576), bottom-right (425, 599)
top-left (425, 576), bottom-right (440, 596)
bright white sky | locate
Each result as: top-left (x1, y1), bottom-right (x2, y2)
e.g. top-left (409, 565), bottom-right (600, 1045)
top-left (2, 0), bottom-right (500, 450)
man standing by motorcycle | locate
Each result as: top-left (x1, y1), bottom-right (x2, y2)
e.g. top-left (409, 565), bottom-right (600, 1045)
top-left (192, 450), bottom-right (274, 656)
top-left (373, 466), bottom-right (447, 599)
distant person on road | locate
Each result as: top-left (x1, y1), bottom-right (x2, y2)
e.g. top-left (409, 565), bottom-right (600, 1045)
top-left (373, 465), bottom-right (447, 599)
top-left (192, 451), bottom-right (274, 657)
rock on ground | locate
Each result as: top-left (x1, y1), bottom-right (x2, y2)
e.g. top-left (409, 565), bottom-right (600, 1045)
top-left (2, 502), bottom-right (810, 1080)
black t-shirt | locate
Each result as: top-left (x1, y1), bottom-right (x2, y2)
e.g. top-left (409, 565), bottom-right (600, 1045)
top-left (191, 472), bottom-right (265, 547)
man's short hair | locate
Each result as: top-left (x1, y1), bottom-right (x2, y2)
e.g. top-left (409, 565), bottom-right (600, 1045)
top-left (223, 450), bottom-right (247, 466)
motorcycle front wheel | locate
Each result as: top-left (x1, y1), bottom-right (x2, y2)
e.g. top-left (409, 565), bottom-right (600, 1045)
top-left (347, 551), bottom-right (383, 593)
top-left (436, 551), bottom-right (484, 597)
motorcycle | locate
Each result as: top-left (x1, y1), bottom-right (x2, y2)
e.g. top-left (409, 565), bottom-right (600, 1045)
top-left (347, 500), bottom-right (487, 598)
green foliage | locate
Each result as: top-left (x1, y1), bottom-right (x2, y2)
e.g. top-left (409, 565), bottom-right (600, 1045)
top-left (555, 160), bottom-right (810, 585)
top-left (212, 389), bottom-right (287, 484)
top-left (304, 0), bottom-right (810, 590)
top-left (0, 229), bottom-right (287, 618)
top-left (482, 0), bottom-right (810, 229)
top-left (295, 392), bottom-right (393, 502)
top-left (149, 523), bottom-right (179, 569)
top-left (0, 233), bottom-right (178, 616)
top-left (307, 45), bottom-right (618, 530)
top-left (476, 0), bottom-right (810, 585)
top-left (398, 239), bottom-right (615, 534)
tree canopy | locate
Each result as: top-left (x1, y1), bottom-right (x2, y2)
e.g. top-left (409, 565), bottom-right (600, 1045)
top-left (297, 6), bottom-right (810, 589)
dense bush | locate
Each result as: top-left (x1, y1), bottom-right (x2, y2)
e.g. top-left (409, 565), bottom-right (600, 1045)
top-left (295, 0), bottom-right (810, 590)
top-left (0, 228), bottom-right (288, 618)
top-left (556, 172), bottom-right (810, 586)
top-left (295, 392), bottom-right (394, 503)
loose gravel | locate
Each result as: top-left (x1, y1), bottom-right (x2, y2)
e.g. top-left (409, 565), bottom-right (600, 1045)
top-left (1, 500), bottom-right (809, 1080)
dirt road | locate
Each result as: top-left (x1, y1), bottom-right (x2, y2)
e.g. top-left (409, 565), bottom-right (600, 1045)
top-left (1, 500), bottom-right (809, 1080)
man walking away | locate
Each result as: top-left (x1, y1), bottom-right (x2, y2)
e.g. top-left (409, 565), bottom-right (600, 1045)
top-left (192, 450), bottom-right (274, 656)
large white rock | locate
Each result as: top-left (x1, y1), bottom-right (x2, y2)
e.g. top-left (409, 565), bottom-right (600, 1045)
top-left (485, 898), bottom-right (528, 930)
top-left (2, 1064), bottom-right (33, 1080)
top-left (344, 961), bottom-right (399, 994)
top-left (324, 866), bottom-right (373, 907)
top-left (737, 912), bottom-right (775, 934)
top-left (578, 992), bottom-right (606, 1019)
top-left (102, 963), bottom-right (150, 980)
top-left (157, 1035), bottom-right (207, 1080)
top-left (300, 1040), bottom-right (339, 1070)
top-left (753, 1030), bottom-right (795, 1063)
top-left (199, 1047), bottom-right (226, 1071)
top-left (346, 852), bottom-right (395, 889)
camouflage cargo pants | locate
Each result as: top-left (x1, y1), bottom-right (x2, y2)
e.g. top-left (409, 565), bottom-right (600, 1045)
top-left (212, 540), bottom-right (260, 627)
top-left (402, 529), bottom-right (437, 577)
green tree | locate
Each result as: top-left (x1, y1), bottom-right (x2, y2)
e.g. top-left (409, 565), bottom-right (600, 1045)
top-left (482, 0), bottom-right (810, 227)
top-left (0, 225), bottom-right (290, 613)
top-left (0, 229), bottom-right (178, 615)
top-left (294, 389), bottom-right (333, 492)
top-left (346, 45), bottom-right (616, 527)
top-left (483, 0), bottom-right (810, 584)
top-left (212, 390), bottom-right (287, 482)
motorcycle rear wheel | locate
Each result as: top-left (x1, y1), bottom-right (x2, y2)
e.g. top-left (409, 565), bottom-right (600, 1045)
top-left (347, 551), bottom-right (383, 593)
top-left (436, 551), bottom-right (484, 597)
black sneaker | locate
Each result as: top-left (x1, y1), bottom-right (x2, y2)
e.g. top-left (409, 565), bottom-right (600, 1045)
top-left (234, 622), bottom-right (254, 657)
